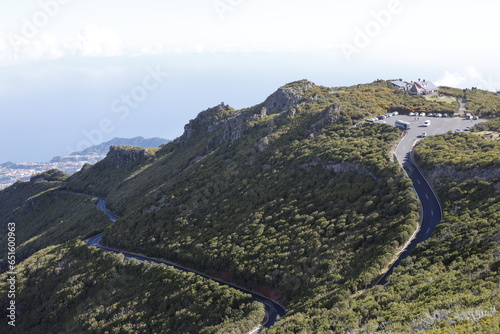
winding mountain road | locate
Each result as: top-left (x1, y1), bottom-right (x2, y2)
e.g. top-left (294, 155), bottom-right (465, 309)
top-left (376, 133), bottom-right (442, 284)
top-left (87, 199), bottom-right (286, 331)
top-left (377, 115), bottom-right (486, 284)
top-left (86, 115), bottom-right (485, 329)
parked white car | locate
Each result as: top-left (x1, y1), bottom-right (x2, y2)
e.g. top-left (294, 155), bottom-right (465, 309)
top-left (423, 120), bottom-right (431, 127)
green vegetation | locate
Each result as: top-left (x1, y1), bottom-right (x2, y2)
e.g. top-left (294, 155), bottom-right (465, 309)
top-left (2, 80), bottom-right (499, 332)
top-left (67, 145), bottom-right (157, 198)
top-left (479, 118), bottom-right (500, 132)
top-left (464, 89), bottom-right (500, 118)
top-left (336, 81), bottom-right (460, 116)
top-left (0, 177), bottom-right (110, 271)
top-left (266, 118), bottom-right (500, 333)
top-left (413, 131), bottom-right (500, 170)
top-left (29, 168), bottom-right (69, 182)
top-left (104, 123), bottom-right (418, 306)
top-left (268, 174), bottom-right (500, 332)
top-left (76, 85), bottom-right (422, 310)
top-left (438, 86), bottom-right (500, 118)
top-left (0, 241), bottom-right (265, 333)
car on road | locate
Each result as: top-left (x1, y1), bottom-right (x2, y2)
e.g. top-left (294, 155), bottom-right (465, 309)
top-left (454, 129), bottom-right (463, 133)
top-left (436, 113), bottom-right (442, 117)
top-left (423, 120), bottom-right (431, 127)
top-left (419, 132), bottom-right (427, 138)
top-left (409, 112), bottom-right (415, 116)
top-left (464, 126), bottom-right (471, 131)
top-left (420, 112), bottom-right (426, 117)
top-left (472, 116), bottom-right (478, 120)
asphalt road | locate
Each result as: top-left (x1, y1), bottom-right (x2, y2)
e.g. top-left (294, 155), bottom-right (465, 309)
top-left (87, 116), bottom-right (488, 322)
top-left (377, 115), bottom-right (487, 284)
top-left (391, 114), bottom-right (485, 139)
top-left (87, 199), bottom-right (286, 330)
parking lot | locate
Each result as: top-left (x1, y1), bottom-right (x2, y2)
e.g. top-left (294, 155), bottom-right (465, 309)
top-left (388, 114), bottom-right (487, 139)
top-left (377, 114), bottom-right (490, 163)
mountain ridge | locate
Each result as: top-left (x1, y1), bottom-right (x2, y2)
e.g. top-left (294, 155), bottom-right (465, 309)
top-left (1, 79), bottom-right (499, 333)
top-left (0, 136), bottom-right (169, 190)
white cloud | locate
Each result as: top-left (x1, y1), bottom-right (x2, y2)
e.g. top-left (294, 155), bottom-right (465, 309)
top-left (435, 71), bottom-right (466, 87)
top-left (62, 25), bottom-right (123, 57)
top-left (434, 67), bottom-right (500, 92)
top-left (0, 25), bottom-right (130, 64)
top-left (466, 66), bottom-right (500, 92)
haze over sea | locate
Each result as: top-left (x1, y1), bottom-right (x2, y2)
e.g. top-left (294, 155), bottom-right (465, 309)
top-left (1, 0), bottom-right (498, 162)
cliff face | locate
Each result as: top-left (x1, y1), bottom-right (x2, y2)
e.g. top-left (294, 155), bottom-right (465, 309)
top-left (421, 164), bottom-right (500, 192)
top-left (30, 169), bottom-right (68, 183)
top-left (106, 145), bottom-right (154, 169)
top-left (299, 159), bottom-right (378, 181)
top-left (174, 103), bottom-right (248, 149)
top-left (174, 80), bottom-right (320, 151)
top-left (264, 80), bottom-right (316, 113)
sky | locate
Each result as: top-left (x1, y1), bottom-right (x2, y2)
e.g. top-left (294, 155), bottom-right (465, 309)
top-left (0, 0), bottom-right (499, 162)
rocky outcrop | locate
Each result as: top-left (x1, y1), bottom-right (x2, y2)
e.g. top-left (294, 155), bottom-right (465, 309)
top-left (141, 194), bottom-right (172, 215)
top-left (264, 80), bottom-right (317, 114)
top-left (420, 165), bottom-right (500, 192)
top-left (258, 137), bottom-right (270, 152)
top-left (30, 169), bottom-right (68, 183)
top-left (50, 155), bottom-right (105, 163)
top-left (311, 104), bottom-right (341, 129)
top-left (174, 103), bottom-right (250, 150)
top-left (106, 145), bottom-right (153, 169)
top-left (173, 81), bottom-right (319, 151)
top-left (299, 159), bottom-right (378, 180)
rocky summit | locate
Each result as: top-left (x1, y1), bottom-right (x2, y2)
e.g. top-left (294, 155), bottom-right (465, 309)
top-left (1, 80), bottom-right (499, 333)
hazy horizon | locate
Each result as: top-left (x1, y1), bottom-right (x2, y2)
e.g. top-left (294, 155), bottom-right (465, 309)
top-left (1, 0), bottom-right (499, 162)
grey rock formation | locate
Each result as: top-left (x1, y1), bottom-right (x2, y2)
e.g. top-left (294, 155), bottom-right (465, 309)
top-left (420, 165), bottom-right (500, 192)
top-left (258, 137), bottom-right (270, 152)
top-left (300, 159), bottom-right (378, 180)
top-left (311, 104), bottom-right (341, 129)
top-left (106, 145), bottom-right (154, 169)
top-left (29, 169), bottom-right (67, 183)
top-left (264, 80), bottom-right (316, 114)
top-left (62, 136), bottom-right (169, 158)
top-left (175, 103), bottom-right (248, 149)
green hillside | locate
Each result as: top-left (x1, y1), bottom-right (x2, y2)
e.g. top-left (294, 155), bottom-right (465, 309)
top-left (266, 119), bottom-right (500, 333)
top-left (0, 241), bottom-right (264, 333)
top-left (66, 80), bottom-right (432, 307)
top-left (1, 80), bottom-right (499, 333)
top-left (0, 174), bottom-right (111, 272)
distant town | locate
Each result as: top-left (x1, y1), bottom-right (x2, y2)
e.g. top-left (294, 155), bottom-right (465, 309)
top-left (0, 155), bottom-right (105, 190)
top-left (0, 137), bottom-right (169, 190)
